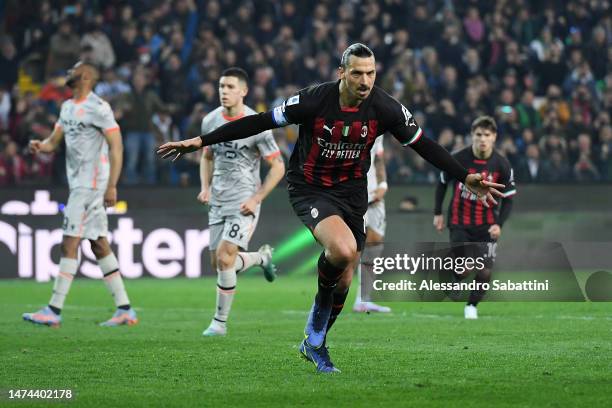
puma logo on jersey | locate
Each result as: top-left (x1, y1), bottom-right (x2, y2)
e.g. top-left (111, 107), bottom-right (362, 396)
top-left (323, 124), bottom-right (334, 135)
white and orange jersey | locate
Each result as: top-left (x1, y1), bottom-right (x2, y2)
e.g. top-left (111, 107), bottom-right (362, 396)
top-left (367, 136), bottom-right (384, 202)
top-left (201, 105), bottom-right (280, 208)
top-left (55, 92), bottom-right (119, 191)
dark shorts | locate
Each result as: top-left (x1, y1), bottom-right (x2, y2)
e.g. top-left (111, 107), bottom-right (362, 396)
top-left (288, 183), bottom-right (367, 251)
top-left (449, 227), bottom-right (497, 269)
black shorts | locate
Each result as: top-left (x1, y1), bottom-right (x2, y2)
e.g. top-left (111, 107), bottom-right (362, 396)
top-left (449, 227), bottom-right (497, 269)
top-left (288, 182), bottom-right (367, 251)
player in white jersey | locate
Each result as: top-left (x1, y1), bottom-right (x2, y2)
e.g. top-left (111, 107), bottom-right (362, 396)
top-left (23, 62), bottom-right (137, 328)
top-left (353, 136), bottom-right (391, 313)
top-left (197, 68), bottom-right (285, 336)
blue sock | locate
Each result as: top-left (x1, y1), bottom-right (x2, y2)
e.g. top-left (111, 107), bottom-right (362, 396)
top-left (305, 253), bottom-right (344, 347)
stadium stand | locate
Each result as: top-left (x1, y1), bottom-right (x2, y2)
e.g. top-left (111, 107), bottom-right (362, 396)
top-left (0, 0), bottom-right (610, 186)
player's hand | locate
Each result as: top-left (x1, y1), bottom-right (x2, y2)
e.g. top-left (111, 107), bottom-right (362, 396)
top-left (240, 196), bottom-right (261, 216)
top-left (197, 188), bottom-right (210, 205)
top-left (104, 186), bottom-right (117, 207)
top-left (464, 173), bottom-right (504, 208)
top-left (488, 224), bottom-right (501, 239)
top-left (29, 140), bottom-right (42, 154)
top-left (372, 186), bottom-right (387, 202)
top-left (433, 214), bottom-right (445, 232)
top-left (156, 136), bottom-right (203, 161)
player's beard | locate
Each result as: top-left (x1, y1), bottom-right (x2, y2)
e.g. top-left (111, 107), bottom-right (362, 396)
top-left (356, 86), bottom-right (370, 99)
top-left (66, 74), bottom-right (81, 88)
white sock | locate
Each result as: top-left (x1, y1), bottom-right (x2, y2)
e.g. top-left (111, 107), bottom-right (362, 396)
top-left (354, 263), bottom-right (362, 305)
top-left (234, 252), bottom-right (263, 273)
top-left (361, 243), bottom-right (384, 304)
top-left (49, 257), bottom-right (79, 310)
top-left (99, 253), bottom-right (130, 308)
top-left (214, 266), bottom-right (237, 323)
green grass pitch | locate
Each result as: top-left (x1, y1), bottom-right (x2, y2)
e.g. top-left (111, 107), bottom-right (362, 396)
top-left (1, 276), bottom-right (610, 407)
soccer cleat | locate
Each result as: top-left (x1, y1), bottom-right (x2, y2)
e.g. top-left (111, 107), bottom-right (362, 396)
top-left (353, 301), bottom-right (392, 313)
top-left (100, 308), bottom-right (138, 327)
top-left (258, 244), bottom-right (277, 282)
top-left (464, 305), bottom-right (478, 319)
top-left (299, 339), bottom-right (340, 373)
top-left (202, 320), bottom-right (227, 336)
top-left (304, 300), bottom-right (332, 348)
top-left (22, 306), bottom-right (61, 328)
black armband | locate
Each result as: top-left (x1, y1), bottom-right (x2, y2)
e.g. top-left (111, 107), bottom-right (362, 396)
top-left (410, 136), bottom-right (468, 183)
top-left (200, 111), bottom-right (277, 147)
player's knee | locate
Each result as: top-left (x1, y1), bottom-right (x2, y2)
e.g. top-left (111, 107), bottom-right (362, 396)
top-left (216, 250), bottom-right (237, 271)
top-left (61, 240), bottom-right (79, 258)
top-left (327, 240), bottom-right (357, 268)
top-left (89, 239), bottom-right (106, 258)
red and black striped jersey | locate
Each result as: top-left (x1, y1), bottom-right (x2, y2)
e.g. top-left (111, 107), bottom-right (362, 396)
top-left (436, 147), bottom-right (516, 228)
top-left (272, 81), bottom-right (423, 191)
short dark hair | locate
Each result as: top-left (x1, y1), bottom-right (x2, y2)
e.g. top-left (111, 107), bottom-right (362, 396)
top-left (471, 115), bottom-right (497, 133)
top-left (221, 67), bottom-right (249, 84)
top-left (340, 43), bottom-right (374, 68)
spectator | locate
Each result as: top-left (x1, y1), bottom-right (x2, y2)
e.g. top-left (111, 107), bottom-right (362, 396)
top-left (0, 36), bottom-right (19, 90)
top-left (113, 22), bottom-right (139, 66)
top-left (94, 69), bottom-right (131, 104)
top-left (542, 150), bottom-right (572, 183)
top-left (463, 7), bottom-right (485, 45)
top-left (536, 41), bottom-right (567, 93)
top-left (530, 26), bottom-right (563, 62)
top-left (515, 89), bottom-right (541, 130)
top-left (80, 17), bottom-right (116, 69)
top-left (0, 141), bottom-right (28, 186)
top-left (120, 70), bottom-right (166, 185)
top-left (586, 26), bottom-right (609, 80)
top-left (598, 125), bottom-right (612, 180)
top-left (0, 88), bottom-right (11, 131)
top-left (2, 0), bottom-right (611, 186)
top-left (573, 133), bottom-right (600, 181)
top-left (160, 53), bottom-right (189, 115)
top-left (45, 20), bottom-right (80, 79)
top-left (516, 144), bottom-right (548, 182)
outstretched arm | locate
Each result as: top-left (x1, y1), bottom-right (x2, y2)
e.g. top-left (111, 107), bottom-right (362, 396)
top-left (410, 137), bottom-right (504, 207)
top-left (157, 112), bottom-right (278, 161)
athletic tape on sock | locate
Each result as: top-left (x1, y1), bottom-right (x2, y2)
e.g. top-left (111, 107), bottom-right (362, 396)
top-left (98, 253), bottom-right (119, 276)
top-left (217, 267), bottom-right (237, 289)
top-left (215, 267), bottom-right (237, 322)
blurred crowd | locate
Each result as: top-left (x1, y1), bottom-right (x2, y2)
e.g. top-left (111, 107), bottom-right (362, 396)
top-left (0, 0), bottom-right (611, 187)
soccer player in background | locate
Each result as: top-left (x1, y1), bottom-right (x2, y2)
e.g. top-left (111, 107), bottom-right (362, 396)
top-left (353, 135), bottom-right (391, 313)
top-left (157, 44), bottom-right (504, 373)
top-left (197, 67), bottom-right (285, 337)
top-left (434, 116), bottom-right (516, 319)
top-left (23, 62), bottom-right (137, 327)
